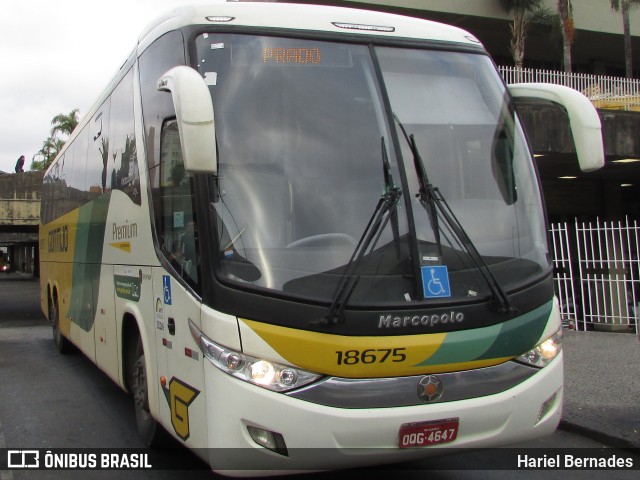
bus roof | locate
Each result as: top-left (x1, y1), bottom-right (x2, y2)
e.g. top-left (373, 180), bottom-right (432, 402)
top-left (137, 2), bottom-right (484, 54)
top-left (45, 2), bottom-right (486, 177)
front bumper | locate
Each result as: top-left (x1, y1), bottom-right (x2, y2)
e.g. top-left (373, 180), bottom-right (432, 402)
top-left (202, 353), bottom-right (563, 475)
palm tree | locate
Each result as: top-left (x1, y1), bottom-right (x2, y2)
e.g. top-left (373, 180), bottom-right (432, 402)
top-left (557, 0), bottom-right (574, 72)
top-left (31, 137), bottom-right (65, 171)
top-left (498, 0), bottom-right (552, 70)
top-left (610, 0), bottom-right (640, 78)
top-left (30, 109), bottom-right (80, 171)
top-left (50, 108), bottom-right (79, 138)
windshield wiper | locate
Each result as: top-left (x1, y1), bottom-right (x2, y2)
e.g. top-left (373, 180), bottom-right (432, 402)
top-left (394, 116), bottom-right (515, 314)
top-left (313, 139), bottom-right (402, 326)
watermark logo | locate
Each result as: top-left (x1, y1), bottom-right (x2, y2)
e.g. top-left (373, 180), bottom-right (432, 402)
top-left (4, 449), bottom-right (152, 470)
top-left (7, 450), bottom-right (39, 468)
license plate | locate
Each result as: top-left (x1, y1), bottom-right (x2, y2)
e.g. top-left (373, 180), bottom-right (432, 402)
top-left (398, 418), bottom-right (459, 448)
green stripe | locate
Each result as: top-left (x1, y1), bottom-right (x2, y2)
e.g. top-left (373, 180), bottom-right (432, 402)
top-left (414, 301), bottom-right (553, 366)
top-left (479, 301), bottom-right (553, 360)
top-left (68, 193), bottom-right (111, 331)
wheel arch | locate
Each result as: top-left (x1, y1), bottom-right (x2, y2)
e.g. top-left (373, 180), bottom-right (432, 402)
top-left (120, 311), bottom-right (159, 418)
top-left (120, 309), bottom-right (168, 446)
top-left (46, 281), bottom-right (62, 322)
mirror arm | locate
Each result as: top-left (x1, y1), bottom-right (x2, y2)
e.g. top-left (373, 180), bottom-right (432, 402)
top-left (157, 66), bottom-right (217, 174)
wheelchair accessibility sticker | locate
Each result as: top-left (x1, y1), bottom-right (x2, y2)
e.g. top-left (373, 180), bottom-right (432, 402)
top-left (163, 275), bottom-right (172, 305)
top-left (422, 265), bottom-right (451, 298)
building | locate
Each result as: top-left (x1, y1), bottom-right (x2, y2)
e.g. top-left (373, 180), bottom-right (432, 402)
top-left (0, 171), bottom-right (43, 275)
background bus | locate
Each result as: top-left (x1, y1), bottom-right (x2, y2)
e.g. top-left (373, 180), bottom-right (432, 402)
top-left (39, 1), bottom-right (603, 474)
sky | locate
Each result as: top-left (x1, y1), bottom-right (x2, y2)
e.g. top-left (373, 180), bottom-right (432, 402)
top-left (0, 0), bottom-right (219, 174)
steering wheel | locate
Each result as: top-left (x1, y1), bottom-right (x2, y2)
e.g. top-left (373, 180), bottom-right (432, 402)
top-left (286, 233), bottom-right (357, 248)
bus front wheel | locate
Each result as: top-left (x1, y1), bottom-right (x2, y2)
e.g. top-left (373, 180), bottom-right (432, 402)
top-left (130, 336), bottom-right (167, 447)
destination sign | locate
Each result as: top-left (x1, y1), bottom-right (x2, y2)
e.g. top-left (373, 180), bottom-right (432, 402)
top-left (231, 43), bottom-right (353, 67)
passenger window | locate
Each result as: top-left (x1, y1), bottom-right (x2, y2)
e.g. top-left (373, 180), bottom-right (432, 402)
top-left (109, 69), bottom-right (141, 205)
top-left (157, 120), bottom-right (200, 290)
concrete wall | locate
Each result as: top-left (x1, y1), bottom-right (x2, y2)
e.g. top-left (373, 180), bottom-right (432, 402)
top-left (0, 171), bottom-right (44, 226)
top-left (517, 102), bottom-right (640, 157)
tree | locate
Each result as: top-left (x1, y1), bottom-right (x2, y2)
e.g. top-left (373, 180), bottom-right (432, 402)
top-left (610, 0), bottom-right (640, 78)
top-left (50, 108), bottom-right (79, 138)
top-left (557, 0), bottom-right (575, 72)
top-left (498, 0), bottom-right (553, 70)
top-left (30, 109), bottom-right (80, 171)
top-left (31, 137), bottom-right (65, 171)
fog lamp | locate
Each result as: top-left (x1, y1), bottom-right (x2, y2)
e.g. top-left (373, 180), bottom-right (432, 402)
top-left (536, 391), bottom-right (559, 424)
top-left (247, 426), bottom-right (288, 456)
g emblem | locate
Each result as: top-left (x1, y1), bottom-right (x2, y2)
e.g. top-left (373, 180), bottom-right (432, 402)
top-left (162, 377), bottom-right (200, 440)
top-left (417, 375), bottom-right (443, 403)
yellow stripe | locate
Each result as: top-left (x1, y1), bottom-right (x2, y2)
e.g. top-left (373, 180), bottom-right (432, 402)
top-left (40, 210), bottom-right (80, 331)
top-left (241, 319), bottom-right (503, 378)
top-left (110, 241), bottom-right (131, 253)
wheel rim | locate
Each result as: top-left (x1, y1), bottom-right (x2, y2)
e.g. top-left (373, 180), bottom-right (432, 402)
top-left (133, 355), bottom-right (152, 422)
top-left (51, 301), bottom-right (61, 344)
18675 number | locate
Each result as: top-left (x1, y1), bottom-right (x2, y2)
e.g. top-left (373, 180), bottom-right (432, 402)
top-left (335, 348), bottom-right (407, 365)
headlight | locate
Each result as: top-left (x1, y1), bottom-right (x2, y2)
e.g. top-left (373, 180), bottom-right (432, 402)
top-left (515, 329), bottom-right (562, 368)
top-left (189, 319), bottom-right (323, 392)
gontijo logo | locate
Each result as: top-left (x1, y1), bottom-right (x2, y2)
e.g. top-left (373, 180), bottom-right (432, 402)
top-left (47, 225), bottom-right (69, 253)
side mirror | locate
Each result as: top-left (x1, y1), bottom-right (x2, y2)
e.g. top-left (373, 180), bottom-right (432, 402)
top-left (509, 83), bottom-right (604, 172)
top-left (157, 66), bottom-right (217, 174)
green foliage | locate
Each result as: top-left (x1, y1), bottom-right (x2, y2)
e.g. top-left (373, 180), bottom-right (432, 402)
top-left (30, 109), bottom-right (80, 171)
top-left (30, 137), bottom-right (65, 171)
top-left (610, 0), bottom-right (640, 12)
top-left (497, 0), bottom-right (553, 68)
top-left (50, 108), bottom-right (79, 138)
top-left (609, 0), bottom-right (640, 77)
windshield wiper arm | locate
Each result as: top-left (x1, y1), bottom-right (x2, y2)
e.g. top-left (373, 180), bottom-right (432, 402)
top-left (381, 137), bottom-right (402, 258)
top-left (428, 183), bottom-right (514, 313)
top-left (313, 139), bottom-right (402, 326)
top-left (394, 116), bottom-right (515, 314)
top-left (394, 115), bottom-right (443, 262)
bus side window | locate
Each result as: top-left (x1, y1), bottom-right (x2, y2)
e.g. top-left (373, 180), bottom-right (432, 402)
top-left (157, 120), bottom-right (200, 291)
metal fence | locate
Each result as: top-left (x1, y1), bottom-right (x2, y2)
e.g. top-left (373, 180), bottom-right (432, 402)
top-left (550, 217), bottom-right (640, 334)
top-left (499, 66), bottom-right (640, 111)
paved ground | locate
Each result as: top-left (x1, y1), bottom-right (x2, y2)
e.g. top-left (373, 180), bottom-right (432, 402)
top-left (561, 328), bottom-right (640, 448)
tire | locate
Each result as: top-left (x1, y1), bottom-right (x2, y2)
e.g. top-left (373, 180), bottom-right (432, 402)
top-left (130, 336), bottom-right (168, 447)
top-left (50, 295), bottom-right (73, 354)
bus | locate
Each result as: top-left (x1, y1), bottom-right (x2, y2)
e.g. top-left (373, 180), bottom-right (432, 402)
top-left (39, 1), bottom-right (604, 474)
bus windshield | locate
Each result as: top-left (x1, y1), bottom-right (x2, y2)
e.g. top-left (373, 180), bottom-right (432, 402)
top-left (196, 34), bottom-right (550, 307)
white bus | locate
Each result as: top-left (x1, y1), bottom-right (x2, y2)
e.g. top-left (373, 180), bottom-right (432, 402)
top-left (39, 1), bottom-right (604, 474)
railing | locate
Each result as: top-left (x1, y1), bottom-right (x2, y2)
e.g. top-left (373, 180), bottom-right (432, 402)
top-left (499, 66), bottom-right (640, 111)
top-left (550, 217), bottom-right (639, 334)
